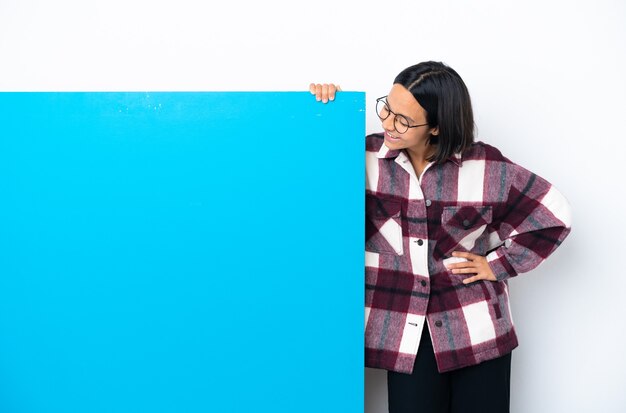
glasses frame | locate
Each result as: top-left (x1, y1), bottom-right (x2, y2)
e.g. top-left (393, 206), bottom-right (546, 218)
top-left (375, 96), bottom-right (429, 134)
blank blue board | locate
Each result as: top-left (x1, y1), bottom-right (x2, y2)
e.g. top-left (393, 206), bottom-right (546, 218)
top-left (0, 92), bottom-right (365, 413)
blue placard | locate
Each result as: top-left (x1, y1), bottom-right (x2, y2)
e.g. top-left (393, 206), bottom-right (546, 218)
top-left (0, 92), bottom-right (365, 413)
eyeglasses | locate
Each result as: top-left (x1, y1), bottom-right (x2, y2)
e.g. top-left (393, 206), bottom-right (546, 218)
top-left (375, 96), bottom-right (429, 134)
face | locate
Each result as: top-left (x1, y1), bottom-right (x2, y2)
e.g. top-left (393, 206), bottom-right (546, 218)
top-left (381, 84), bottom-right (438, 153)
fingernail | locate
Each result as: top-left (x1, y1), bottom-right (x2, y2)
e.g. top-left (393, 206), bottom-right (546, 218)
top-left (330, 96), bottom-right (335, 101)
top-left (323, 99), bottom-right (328, 103)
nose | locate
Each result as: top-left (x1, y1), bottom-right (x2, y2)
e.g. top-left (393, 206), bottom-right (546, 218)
top-left (381, 114), bottom-right (396, 133)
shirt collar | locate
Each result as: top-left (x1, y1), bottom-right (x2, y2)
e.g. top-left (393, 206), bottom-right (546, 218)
top-left (376, 143), bottom-right (463, 167)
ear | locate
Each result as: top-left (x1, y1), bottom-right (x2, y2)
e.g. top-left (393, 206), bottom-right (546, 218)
top-left (430, 126), bottom-right (439, 136)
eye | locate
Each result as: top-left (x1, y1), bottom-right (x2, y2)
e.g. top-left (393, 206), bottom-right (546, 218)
top-left (397, 116), bottom-right (410, 128)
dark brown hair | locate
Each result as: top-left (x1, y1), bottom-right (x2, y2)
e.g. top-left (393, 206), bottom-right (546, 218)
top-left (394, 61), bottom-right (475, 163)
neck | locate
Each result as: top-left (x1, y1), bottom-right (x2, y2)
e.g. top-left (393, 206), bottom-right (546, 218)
top-left (406, 144), bottom-right (435, 163)
top-left (406, 144), bottom-right (436, 177)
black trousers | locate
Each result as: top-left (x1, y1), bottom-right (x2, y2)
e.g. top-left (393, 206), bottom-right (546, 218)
top-left (387, 323), bottom-right (511, 413)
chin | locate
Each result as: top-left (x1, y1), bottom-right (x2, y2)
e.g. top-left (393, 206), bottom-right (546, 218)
top-left (383, 138), bottom-right (405, 149)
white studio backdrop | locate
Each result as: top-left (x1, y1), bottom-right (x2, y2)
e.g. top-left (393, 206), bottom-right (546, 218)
top-left (1, 1), bottom-right (624, 412)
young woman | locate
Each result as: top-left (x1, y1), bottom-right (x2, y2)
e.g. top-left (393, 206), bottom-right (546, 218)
top-left (311, 61), bottom-right (572, 413)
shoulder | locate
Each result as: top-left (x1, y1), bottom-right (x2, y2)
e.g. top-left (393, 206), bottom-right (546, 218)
top-left (459, 141), bottom-right (537, 192)
top-left (464, 142), bottom-right (564, 204)
top-left (461, 141), bottom-right (515, 165)
top-left (366, 132), bottom-right (385, 152)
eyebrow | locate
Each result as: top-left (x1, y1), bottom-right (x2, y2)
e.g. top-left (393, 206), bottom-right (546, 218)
top-left (386, 98), bottom-right (417, 123)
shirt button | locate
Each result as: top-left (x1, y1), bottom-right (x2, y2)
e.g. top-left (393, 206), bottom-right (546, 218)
top-left (415, 239), bottom-right (424, 246)
top-left (420, 280), bottom-right (427, 287)
top-left (462, 219), bottom-right (470, 228)
top-left (435, 320), bottom-right (443, 327)
top-left (425, 199), bottom-right (432, 207)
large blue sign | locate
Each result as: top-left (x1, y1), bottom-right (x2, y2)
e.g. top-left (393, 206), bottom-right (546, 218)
top-left (0, 92), bottom-right (365, 413)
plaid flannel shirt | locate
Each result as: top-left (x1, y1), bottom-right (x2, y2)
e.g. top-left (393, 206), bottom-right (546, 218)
top-left (365, 133), bottom-right (572, 373)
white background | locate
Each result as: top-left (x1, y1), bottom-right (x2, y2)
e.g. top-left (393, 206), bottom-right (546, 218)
top-left (1, 1), bottom-right (625, 412)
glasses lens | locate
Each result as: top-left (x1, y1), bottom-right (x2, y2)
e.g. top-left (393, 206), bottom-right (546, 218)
top-left (376, 99), bottom-right (390, 120)
top-left (394, 115), bottom-right (410, 134)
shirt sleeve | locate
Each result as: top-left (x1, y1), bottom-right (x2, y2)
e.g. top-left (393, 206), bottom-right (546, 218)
top-left (486, 163), bottom-right (572, 281)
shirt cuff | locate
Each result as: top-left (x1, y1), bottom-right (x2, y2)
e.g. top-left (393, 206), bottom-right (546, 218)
top-left (486, 247), bottom-right (518, 281)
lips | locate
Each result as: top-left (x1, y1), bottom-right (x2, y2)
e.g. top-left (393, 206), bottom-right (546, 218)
top-left (385, 131), bottom-right (401, 142)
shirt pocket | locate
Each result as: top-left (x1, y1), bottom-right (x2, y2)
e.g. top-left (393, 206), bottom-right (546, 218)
top-left (439, 205), bottom-right (492, 255)
top-left (366, 194), bottom-right (404, 256)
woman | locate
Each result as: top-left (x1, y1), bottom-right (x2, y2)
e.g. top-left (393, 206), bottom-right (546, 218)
top-left (311, 61), bottom-right (572, 413)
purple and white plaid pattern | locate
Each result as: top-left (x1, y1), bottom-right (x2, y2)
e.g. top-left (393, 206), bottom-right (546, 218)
top-left (365, 133), bottom-right (572, 373)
